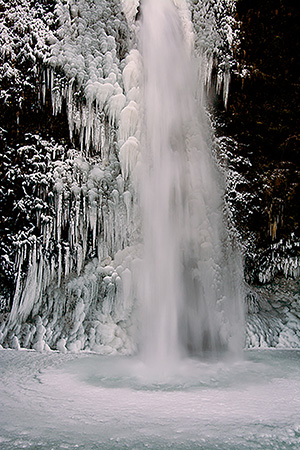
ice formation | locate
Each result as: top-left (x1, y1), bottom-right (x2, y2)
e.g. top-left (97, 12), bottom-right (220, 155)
top-left (1, 0), bottom-right (144, 354)
top-left (0, 0), bottom-right (298, 355)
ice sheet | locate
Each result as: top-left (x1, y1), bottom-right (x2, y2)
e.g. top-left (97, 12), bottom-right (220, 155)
top-left (0, 349), bottom-right (299, 449)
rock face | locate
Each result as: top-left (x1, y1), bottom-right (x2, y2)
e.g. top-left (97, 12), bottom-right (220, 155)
top-left (217, 0), bottom-right (300, 284)
top-left (0, 0), bottom-right (299, 352)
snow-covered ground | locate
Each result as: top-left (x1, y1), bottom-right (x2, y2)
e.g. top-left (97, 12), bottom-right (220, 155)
top-left (0, 349), bottom-right (299, 449)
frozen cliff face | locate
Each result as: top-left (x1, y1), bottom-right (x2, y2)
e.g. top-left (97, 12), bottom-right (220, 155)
top-left (245, 277), bottom-right (300, 349)
top-left (0, 0), bottom-right (242, 354)
top-left (0, 0), bottom-right (143, 352)
top-left (190, 0), bottom-right (239, 106)
top-left (0, 0), bottom-right (298, 354)
top-left (0, 133), bottom-right (141, 353)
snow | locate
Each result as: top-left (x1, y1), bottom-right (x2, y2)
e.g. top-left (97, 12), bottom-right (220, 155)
top-left (0, 349), bottom-right (299, 449)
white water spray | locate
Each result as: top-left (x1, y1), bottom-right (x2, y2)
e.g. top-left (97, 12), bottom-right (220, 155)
top-left (139, 0), bottom-right (244, 366)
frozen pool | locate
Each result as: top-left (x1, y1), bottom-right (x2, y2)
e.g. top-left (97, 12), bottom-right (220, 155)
top-left (0, 349), bottom-right (299, 449)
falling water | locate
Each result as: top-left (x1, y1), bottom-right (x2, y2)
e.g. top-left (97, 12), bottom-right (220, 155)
top-left (0, 0), bottom-right (245, 359)
top-left (139, 0), bottom-right (245, 366)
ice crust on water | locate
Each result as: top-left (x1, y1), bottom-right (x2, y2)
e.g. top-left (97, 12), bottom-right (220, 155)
top-left (1, 349), bottom-right (300, 450)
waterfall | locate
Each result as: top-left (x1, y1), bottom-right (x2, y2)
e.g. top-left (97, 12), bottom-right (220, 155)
top-left (0, 0), bottom-right (245, 357)
top-left (139, 0), bottom-right (244, 364)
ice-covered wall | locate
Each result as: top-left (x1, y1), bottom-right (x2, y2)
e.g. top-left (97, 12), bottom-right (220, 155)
top-left (191, 0), bottom-right (239, 106)
top-left (245, 278), bottom-right (300, 349)
top-left (0, 0), bottom-right (298, 353)
top-left (0, 133), bottom-right (141, 353)
top-left (1, 0), bottom-right (143, 352)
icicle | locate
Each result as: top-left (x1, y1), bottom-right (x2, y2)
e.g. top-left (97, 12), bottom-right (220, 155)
top-left (119, 136), bottom-right (139, 179)
top-left (123, 58), bottom-right (140, 94)
top-left (42, 69), bottom-right (46, 104)
top-left (32, 316), bottom-right (46, 352)
top-left (64, 244), bottom-right (70, 277)
top-left (89, 197), bottom-right (98, 251)
top-left (223, 71), bottom-right (231, 108)
top-left (120, 268), bottom-right (133, 319)
top-left (57, 338), bottom-right (67, 353)
top-left (118, 101), bottom-right (139, 145)
top-left (11, 336), bottom-right (21, 350)
top-left (77, 244), bottom-right (83, 275)
top-left (108, 92), bottom-right (126, 125)
top-left (56, 192), bottom-right (63, 242)
top-left (58, 243), bottom-right (62, 286)
top-left (123, 191), bottom-right (132, 226)
top-left (15, 239), bottom-right (44, 324)
top-left (8, 247), bottom-right (25, 327)
top-left (116, 174), bottom-right (124, 194)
